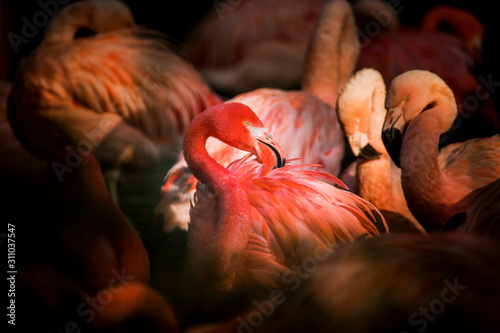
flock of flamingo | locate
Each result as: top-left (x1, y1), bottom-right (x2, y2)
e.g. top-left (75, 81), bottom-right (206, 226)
top-left (1, 0), bottom-right (499, 332)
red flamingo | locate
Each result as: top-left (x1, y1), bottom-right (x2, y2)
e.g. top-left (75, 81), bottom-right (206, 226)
top-left (187, 232), bottom-right (500, 333)
top-left (421, 5), bottom-right (485, 63)
top-left (156, 0), bottom-right (358, 232)
top-left (336, 68), bottom-right (424, 233)
top-left (7, 0), bottom-right (222, 201)
top-left (382, 69), bottom-right (500, 231)
top-left (182, 101), bottom-right (386, 295)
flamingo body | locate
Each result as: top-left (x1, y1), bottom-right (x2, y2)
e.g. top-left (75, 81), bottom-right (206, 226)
top-left (184, 102), bottom-right (386, 294)
top-left (156, 0), bottom-right (356, 232)
top-left (382, 69), bottom-right (500, 230)
top-left (7, 0), bottom-right (221, 180)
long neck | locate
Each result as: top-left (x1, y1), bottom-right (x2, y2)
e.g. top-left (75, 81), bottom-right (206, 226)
top-left (301, 0), bottom-right (359, 108)
top-left (399, 111), bottom-right (452, 228)
top-left (183, 114), bottom-right (252, 291)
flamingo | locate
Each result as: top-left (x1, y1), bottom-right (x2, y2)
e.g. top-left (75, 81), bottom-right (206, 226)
top-left (7, 0), bottom-right (222, 201)
top-left (187, 232), bottom-right (500, 333)
top-left (381, 69), bottom-right (500, 231)
top-left (16, 147), bottom-right (180, 332)
top-left (181, 0), bottom-right (397, 98)
top-left (356, 5), bottom-right (500, 146)
top-left (421, 5), bottom-right (485, 63)
top-left (182, 0), bottom-right (499, 144)
top-left (182, 101), bottom-right (386, 295)
top-left (336, 68), bottom-right (425, 233)
top-left (156, 0), bottom-right (358, 233)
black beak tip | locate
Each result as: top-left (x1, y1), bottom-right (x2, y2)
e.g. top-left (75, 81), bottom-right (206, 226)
top-left (359, 144), bottom-right (382, 160)
top-left (382, 128), bottom-right (402, 168)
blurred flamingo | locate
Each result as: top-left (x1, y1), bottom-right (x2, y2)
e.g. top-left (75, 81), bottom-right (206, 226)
top-left (188, 232), bottom-right (500, 333)
top-left (382, 69), bottom-right (500, 231)
top-left (183, 0), bottom-right (499, 144)
top-left (16, 148), bottom-right (179, 332)
top-left (0, 80), bottom-right (46, 185)
top-left (182, 0), bottom-right (397, 97)
top-left (421, 5), bottom-right (485, 63)
top-left (19, 263), bottom-right (179, 333)
top-left (183, 102), bottom-right (386, 295)
top-left (156, 0), bottom-right (358, 232)
top-left (7, 0), bottom-right (222, 201)
top-left (336, 68), bottom-right (424, 233)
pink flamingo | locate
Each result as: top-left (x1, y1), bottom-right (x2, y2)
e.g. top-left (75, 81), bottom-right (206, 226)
top-left (156, 0), bottom-right (358, 232)
top-left (187, 232), bottom-right (500, 333)
top-left (336, 68), bottom-right (424, 233)
top-left (183, 101), bottom-right (386, 295)
top-left (382, 69), bottom-right (500, 231)
top-left (7, 0), bottom-right (222, 201)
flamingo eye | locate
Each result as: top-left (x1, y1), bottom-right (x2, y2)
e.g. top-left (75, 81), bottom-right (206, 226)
top-left (243, 121), bottom-right (251, 127)
top-left (402, 94), bottom-right (409, 102)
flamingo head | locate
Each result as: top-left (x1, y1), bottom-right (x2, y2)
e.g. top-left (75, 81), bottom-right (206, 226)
top-left (337, 68), bottom-right (385, 160)
top-left (382, 70), bottom-right (457, 167)
top-left (209, 102), bottom-right (286, 169)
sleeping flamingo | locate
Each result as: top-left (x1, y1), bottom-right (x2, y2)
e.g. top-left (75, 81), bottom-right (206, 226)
top-left (7, 0), bottom-right (222, 201)
top-left (188, 232), bottom-right (500, 333)
top-left (382, 69), bottom-right (500, 231)
top-left (156, 0), bottom-right (358, 232)
top-left (183, 101), bottom-right (386, 295)
top-left (336, 68), bottom-right (424, 233)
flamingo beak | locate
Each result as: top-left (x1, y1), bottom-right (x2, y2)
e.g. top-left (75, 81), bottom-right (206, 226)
top-left (382, 107), bottom-right (405, 167)
top-left (247, 128), bottom-right (285, 170)
top-left (348, 131), bottom-right (381, 160)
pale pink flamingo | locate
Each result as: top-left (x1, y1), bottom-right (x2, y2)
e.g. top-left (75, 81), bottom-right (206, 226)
top-left (7, 0), bottom-right (222, 201)
top-left (187, 232), bottom-right (500, 333)
top-left (182, 102), bottom-right (386, 295)
top-left (156, 0), bottom-right (358, 232)
top-left (336, 68), bottom-right (424, 233)
top-left (17, 148), bottom-right (179, 332)
top-left (382, 69), bottom-right (500, 231)
top-left (356, 5), bottom-right (500, 145)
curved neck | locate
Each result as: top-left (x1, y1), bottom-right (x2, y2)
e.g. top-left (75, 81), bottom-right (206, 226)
top-left (367, 80), bottom-right (388, 153)
top-left (301, 0), bottom-right (359, 108)
top-left (399, 111), bottom-right (451, 227)
top-left (183, 111), bottom-right (252, 290)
